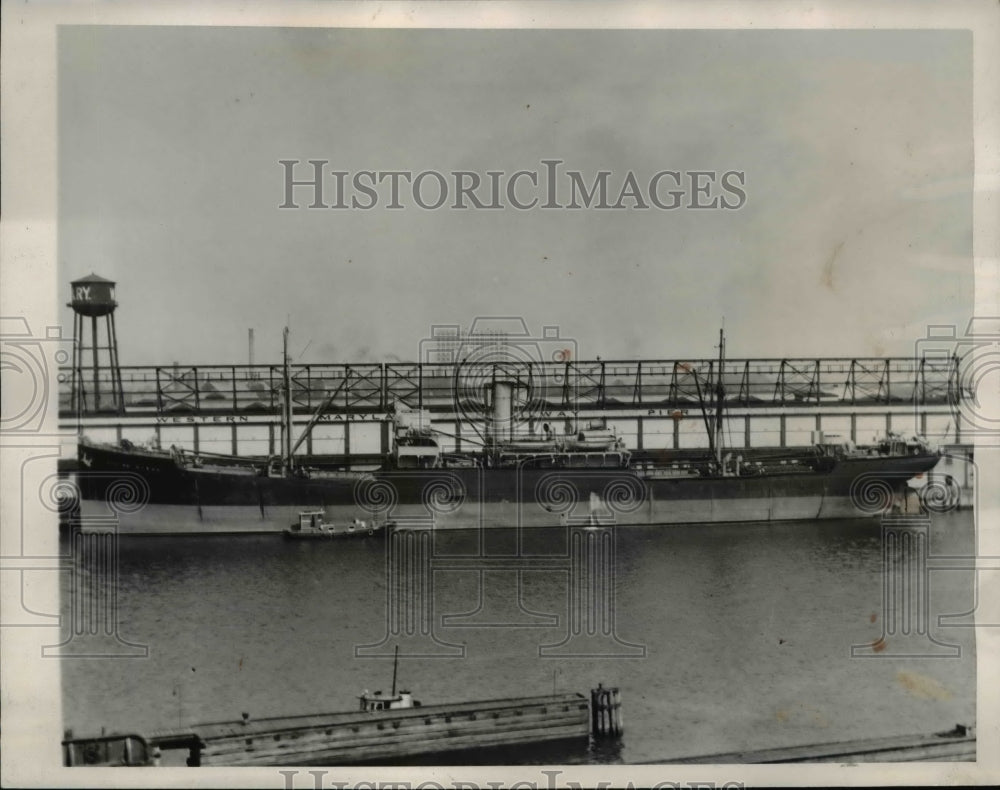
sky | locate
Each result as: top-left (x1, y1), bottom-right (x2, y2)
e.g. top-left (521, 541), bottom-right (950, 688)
top-left (57, 27), bottom-right (973, 367)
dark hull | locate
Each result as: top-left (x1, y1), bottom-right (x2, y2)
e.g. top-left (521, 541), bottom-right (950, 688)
top-left (69, 442), bottom-right (942, 534)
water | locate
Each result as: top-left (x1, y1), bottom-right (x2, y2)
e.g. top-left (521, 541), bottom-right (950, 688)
top-left (59, 511), bottom-right (976, 764)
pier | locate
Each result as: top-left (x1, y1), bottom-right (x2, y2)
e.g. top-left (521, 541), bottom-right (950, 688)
top-left (667, 723), bottom-right (975, 763)
top-left (58, 353), bottom-right (976, 506)
top-left (59, 354), bottom-right (969, 453)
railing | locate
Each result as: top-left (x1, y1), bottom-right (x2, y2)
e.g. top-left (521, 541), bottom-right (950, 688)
top-left (58, 355), bottom-right (966, 418)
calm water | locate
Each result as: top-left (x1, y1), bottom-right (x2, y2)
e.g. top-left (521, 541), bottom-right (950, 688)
top-left (59, 512), bottom-right (976, 764)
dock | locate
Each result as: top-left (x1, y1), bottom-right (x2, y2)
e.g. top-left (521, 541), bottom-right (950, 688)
top-left (58, 351), bottom-right (972, 491)
top-left (667, 724), bottom-right (975, 763)
top-left (66, 690), bottom-right (617, 767)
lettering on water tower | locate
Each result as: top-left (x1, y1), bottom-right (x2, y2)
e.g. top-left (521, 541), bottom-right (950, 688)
top-left (68, 274), bottom-right (123, 413)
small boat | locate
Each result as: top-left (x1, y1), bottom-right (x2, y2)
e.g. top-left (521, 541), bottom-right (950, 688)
top-left (283, 510), bottom-right (386, 539)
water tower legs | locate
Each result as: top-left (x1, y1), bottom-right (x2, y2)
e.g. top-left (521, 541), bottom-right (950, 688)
top-left (71, 311), bottom-right (124, 414)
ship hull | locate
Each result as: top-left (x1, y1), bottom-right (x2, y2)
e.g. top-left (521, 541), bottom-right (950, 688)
top-left (70, 443), bottom-right (941, 534)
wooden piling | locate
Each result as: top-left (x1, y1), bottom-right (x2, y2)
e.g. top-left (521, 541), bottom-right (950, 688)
top-left (590, 684), bottom-right (623, 738)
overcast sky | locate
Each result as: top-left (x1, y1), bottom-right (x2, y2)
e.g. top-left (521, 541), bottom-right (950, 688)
top-left (58, 27), bottom-right (972, 366)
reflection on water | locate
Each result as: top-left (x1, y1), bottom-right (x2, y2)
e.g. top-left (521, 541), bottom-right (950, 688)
top-left (60, 512), bottom-right (976, 764)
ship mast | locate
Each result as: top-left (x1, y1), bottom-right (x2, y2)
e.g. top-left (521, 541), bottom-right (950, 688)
top-left (281, 327), bottom-right (294, 473)
top-left (714, 327), bottom-right (726, 469)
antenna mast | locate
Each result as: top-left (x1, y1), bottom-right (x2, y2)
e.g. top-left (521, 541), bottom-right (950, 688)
top-left (391, 645), bottom-right (400, 697)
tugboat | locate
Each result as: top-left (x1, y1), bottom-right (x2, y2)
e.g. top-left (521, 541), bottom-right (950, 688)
top-left (283, 510), bottom-right (387, 539)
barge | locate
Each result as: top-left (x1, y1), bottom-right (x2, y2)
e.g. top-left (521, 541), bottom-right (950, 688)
top-left (63, 668), bottom-right (615, 767)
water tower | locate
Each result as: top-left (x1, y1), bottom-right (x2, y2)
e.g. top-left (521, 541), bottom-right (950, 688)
top-left (68, 273), bottom-right (125, 414)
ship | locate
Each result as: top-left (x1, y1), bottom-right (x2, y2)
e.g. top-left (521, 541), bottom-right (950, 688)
top-left (68, 330), bottom-right (943, 535)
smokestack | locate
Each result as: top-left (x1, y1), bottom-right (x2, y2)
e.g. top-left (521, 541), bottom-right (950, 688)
top-left (491, 380), bottom-right (514, 443)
